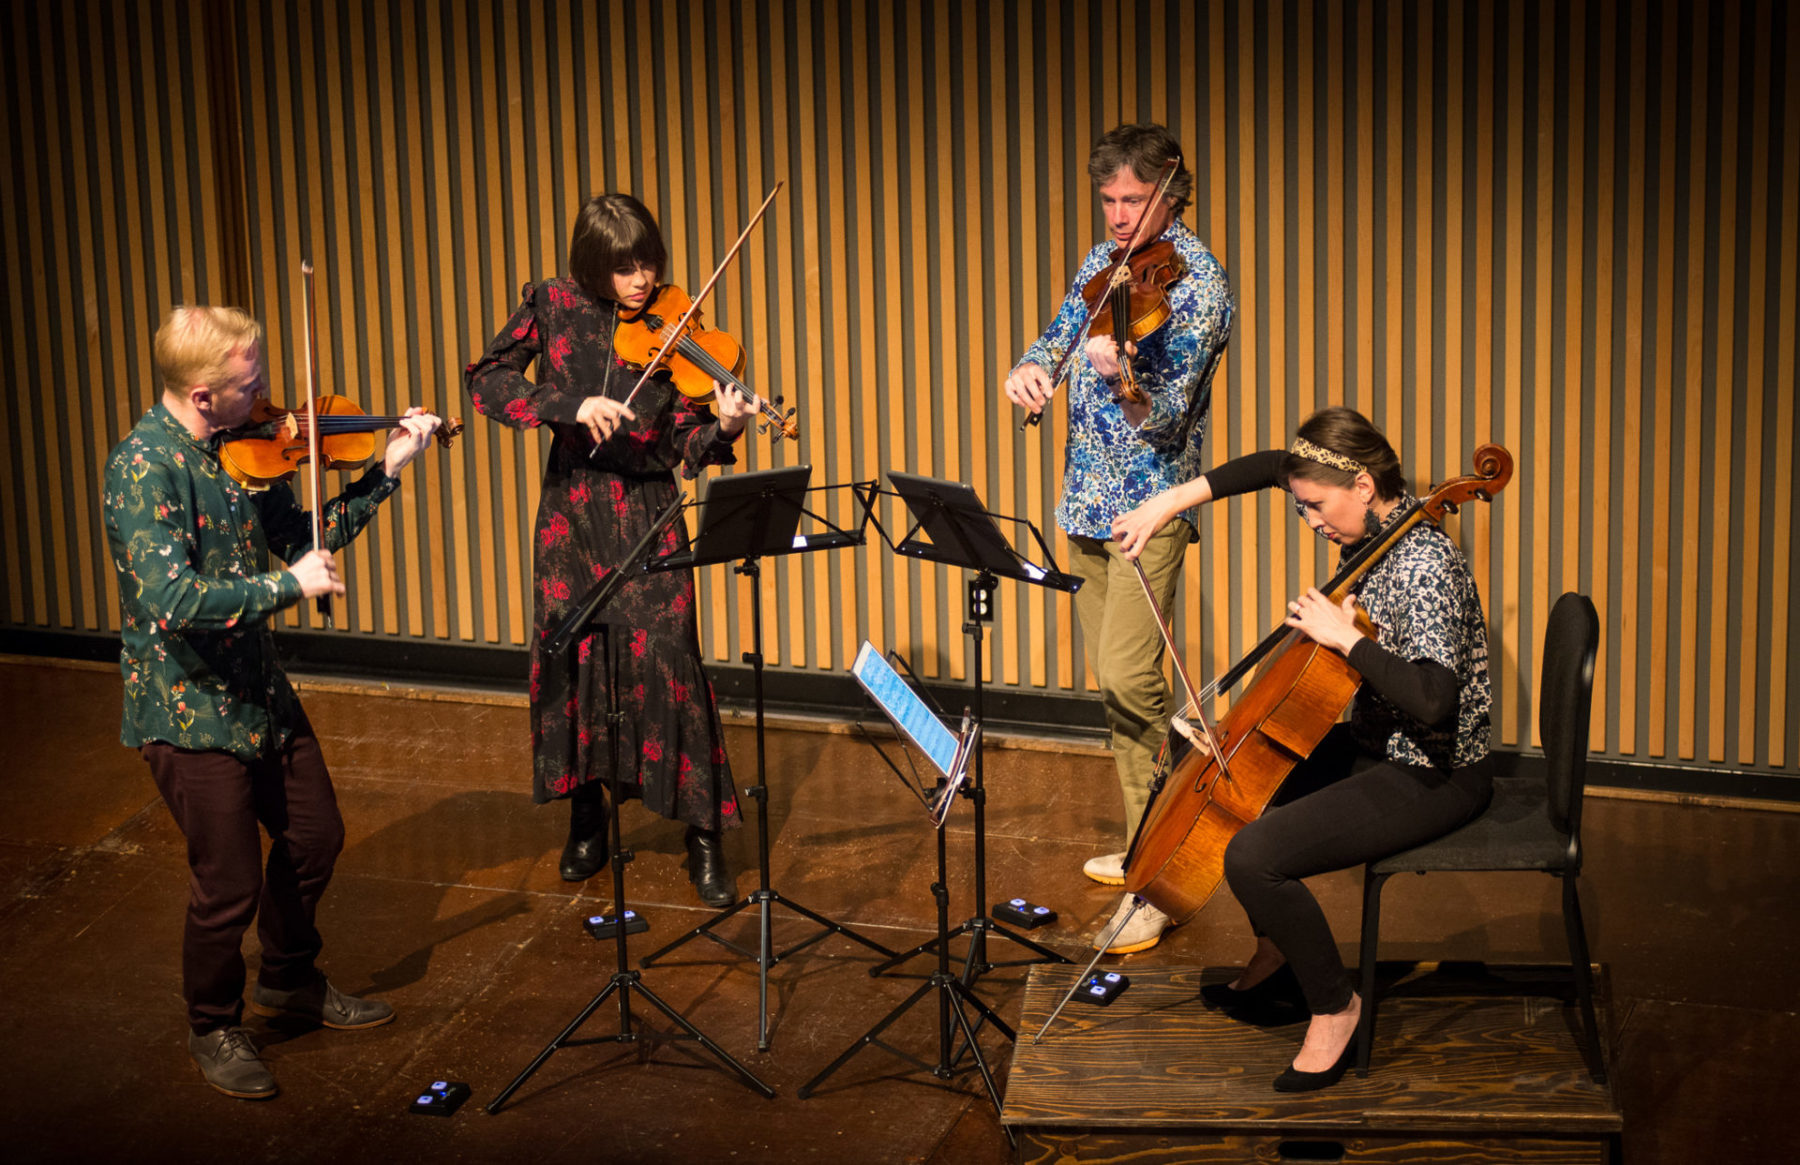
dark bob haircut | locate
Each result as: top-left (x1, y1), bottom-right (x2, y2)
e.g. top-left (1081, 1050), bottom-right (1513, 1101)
top-left (569, 193), bottom-right (667, 306)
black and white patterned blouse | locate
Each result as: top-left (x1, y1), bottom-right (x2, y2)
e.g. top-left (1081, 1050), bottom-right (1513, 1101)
top-left (1348, 506), bottom-right (1493, 770)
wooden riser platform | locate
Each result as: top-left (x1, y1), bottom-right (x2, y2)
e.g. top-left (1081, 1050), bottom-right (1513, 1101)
top-left (1002, 963), bottom-right (1621, 1164)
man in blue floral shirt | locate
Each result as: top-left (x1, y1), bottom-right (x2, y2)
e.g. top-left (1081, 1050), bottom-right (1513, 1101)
top-left (103, 306), bottom-right (440, 1099)
top-left (1005, 124), bottom-right (1233, 955)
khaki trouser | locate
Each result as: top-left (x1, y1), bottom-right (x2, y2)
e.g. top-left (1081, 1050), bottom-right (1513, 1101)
top-left (1067, 523), bottom-right (1190, 844)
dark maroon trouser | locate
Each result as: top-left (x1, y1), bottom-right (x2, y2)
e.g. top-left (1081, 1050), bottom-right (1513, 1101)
top-left (141, 716), bottom-right (344, 1035)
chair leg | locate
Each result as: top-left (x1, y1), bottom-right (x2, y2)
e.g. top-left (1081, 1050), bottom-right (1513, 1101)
top-left (1561, 872), bottom-right (1607, 1084)
top-left (1355, 869), bottom-right (1389, 1077)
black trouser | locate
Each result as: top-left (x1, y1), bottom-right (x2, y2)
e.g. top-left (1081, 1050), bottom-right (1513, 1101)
top-left (141, 714), bottom-right (344, 1034)
top-left (1221, 724), bottom-right (1491, 1015)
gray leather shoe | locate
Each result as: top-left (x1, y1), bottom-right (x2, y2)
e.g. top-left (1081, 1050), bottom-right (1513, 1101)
top-left (189, 1026), bottom-right (278, 1099)
top-left (249, 978), bottom-right (395, 1030)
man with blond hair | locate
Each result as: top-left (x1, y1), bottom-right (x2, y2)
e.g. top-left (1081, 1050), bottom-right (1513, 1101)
top-left (103, 305), bottom-right (441, 1099)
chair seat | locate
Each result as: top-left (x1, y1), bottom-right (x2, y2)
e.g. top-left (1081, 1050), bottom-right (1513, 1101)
top-left (1370, 775), bottom-right (1571, 875)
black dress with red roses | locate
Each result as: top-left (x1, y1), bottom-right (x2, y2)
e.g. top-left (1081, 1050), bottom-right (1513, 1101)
top-left (465, 278), bottom-right (743, 831)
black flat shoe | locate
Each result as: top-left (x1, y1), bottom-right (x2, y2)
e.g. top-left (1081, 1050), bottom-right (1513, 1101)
top-left (1201, 962), bottom-right (1304, 1010)
top-left (560, 786), bottom-right (610, 882)
top-left (685, 826), bottom-right (736, 908)
top-left (1271, 1041), bottom-right (1356, 1093)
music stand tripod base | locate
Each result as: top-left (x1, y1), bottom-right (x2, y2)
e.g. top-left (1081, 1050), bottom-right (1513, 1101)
top-left (637, 468), bottom-right (896, 1053)
top-left (487, 495), bottom-right (773, 1111)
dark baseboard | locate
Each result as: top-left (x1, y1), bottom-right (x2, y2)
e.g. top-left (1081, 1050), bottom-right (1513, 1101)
top-left (6, 627), bottom-right (1794, 803)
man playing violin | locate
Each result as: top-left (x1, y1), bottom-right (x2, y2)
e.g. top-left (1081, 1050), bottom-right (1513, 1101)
top-left (1004, 123), bottom-right (1234, 954)
top-left (465, 193), bottom-right (756, 911)
top-left (1113, 406), bottom-right (1495, 1091)
top-left (102, 306), bottom-right (442, 1099)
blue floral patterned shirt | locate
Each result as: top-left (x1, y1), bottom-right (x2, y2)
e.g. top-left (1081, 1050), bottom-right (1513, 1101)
top-left (1016, 220), bottom-right (1233, 539)
top-left (1350, 510), bottom-right (1493, 770)
top-left (102, 403), bottom-right (399, 759)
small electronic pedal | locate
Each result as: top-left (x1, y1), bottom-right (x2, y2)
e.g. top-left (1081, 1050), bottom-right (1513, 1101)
top-left (409, 1080), bottom-right (471, 1116)
top-left (583, 910), bottom-right (649, 940)
top-left (1075, 971), bottom-right (1129, 1006)
top-left (993, 897), bottom-right (1056, 929)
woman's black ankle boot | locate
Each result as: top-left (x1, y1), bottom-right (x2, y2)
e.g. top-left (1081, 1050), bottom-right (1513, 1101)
top-left (559, 784), bottom-right (610, 882)
top-left (685, 826), bottom-right (736, 908)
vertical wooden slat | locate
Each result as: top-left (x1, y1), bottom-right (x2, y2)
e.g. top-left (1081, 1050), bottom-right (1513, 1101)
top-left (1265, 2), bottom-right (1287, 628)
top-left (22, 12), bottom-right (72, 628)
top-left (1617, 0), bottom-right (1649, 755)
top-left (1704, 1), bottom-right (1741, 764)
top-left (1442, 1), bottom-right (1464, 530)
top-left (1529, 0), bottom-right (1557, 742)
top-left (1736, 1), bottom-right (1770, 766)
top-left (1470, 0), bottom-right (1498, 734)
top-left (1672, 0), bottom-right (1705, 759)
top-left (1561, 0), bottom-right (1587, 607)
top-left (48, 8), bottom-right (101, 632)
top-left (820, 0), bottom-right (856, 672)
top-left (1206, 0), bottom-right (1229, 715)
top-left (1015, 3), bottom-right (1044, 690)
top-left (1770, 5), bottom-right (1799, 768)
top-left (1497, 0), bottom-right (1524, 746)
top-left (1410, 0), bottom-right (1433, 500)
top-left (983, 0), bottom-right (1015, 688)
top-left (1382, 0), bottom-right (1403, 455)
top-left (439, 0), bottom-right (478, 641)
top-left (372, 0), bottom-right (415, 637)
top-left (1587, 0), bottom-right (1616, 753)
top-left (1234, 0), bottom-right (1259, 658)
top-left (879, 0), bottom-right (911, 670)
top-left (845, 0), bottom-right (882, 668)
top-left (1, 24), bottom-right (40, 625)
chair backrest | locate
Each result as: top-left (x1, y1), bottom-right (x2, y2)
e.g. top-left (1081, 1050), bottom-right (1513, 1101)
top-left (1537, 593), bottom-right (1600, 842)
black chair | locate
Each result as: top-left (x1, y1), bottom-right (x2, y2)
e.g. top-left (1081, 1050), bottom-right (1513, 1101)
top-left (1353, 591), bottom-right (1605, 1082)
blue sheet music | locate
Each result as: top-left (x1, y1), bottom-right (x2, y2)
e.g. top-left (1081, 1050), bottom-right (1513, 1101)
top-left (852, 641), bottom-right (961, 778)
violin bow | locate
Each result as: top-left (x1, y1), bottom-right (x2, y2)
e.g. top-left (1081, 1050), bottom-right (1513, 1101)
top-left (1019, 157), bottom-right (1180, 431)
top-left (299, 261), bottom-right (331, 626)
top-left (1128, 555), bottom-right (1232, 786)
top-left (619, 182), bottom-right (784, 413)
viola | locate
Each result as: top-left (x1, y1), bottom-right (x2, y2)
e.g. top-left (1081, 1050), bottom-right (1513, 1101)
top-left (1121, 445), bottom-right (1515, 924)
top-left (612, 282), bottom-right (798, 442)
top-left (220, 396), bottom-right (464, 490)
top-left (1079, 237), bottom-right (1186, 403)
top-left (1019, 158), bottom-right (1183, 429)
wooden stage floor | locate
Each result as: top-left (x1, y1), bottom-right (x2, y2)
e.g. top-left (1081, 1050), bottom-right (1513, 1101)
top-left (0, 658), bottom-right (1794, 1163)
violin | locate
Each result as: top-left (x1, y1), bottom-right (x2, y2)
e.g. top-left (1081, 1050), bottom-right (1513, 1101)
top-left (220, 396), bottom-right (464, 490)
top-left (612, 283), bottom-right (798, 442)
top-left (1019, 158), bottom-right (1183, 429)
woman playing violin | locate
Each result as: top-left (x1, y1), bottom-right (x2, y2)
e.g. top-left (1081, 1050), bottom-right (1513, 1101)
top-left (1114, 406), bottom-right (1494, 1092)
top-left (464, 193), bottom-right (756, 908)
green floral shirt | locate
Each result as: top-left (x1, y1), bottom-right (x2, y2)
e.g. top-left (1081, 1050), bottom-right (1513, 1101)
top-left (102, 403), bottom-right (399, 758)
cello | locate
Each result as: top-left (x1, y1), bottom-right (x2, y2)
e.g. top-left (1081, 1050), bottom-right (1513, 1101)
top-left (1122, 444), bottom-right (1514, 924)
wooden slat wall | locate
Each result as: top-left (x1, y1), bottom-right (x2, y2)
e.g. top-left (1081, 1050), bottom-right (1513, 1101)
top-left (3, 0), bottom-right (1797, 778)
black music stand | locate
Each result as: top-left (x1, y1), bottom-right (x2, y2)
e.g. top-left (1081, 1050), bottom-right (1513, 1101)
top-left (798, 649), bottom-right (1013, 1138)
top-left (866, 471), bottom-right (1079, 986)
top-left (487, 497), bottom-right (774, 1112)
top-left (639, 467), bottom-right (896, 1052)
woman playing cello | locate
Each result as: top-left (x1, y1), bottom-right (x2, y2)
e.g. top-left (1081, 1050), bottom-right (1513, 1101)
top-left (1112, 406), bottom-right (1494, 1092)
top-left (464, 193), bottom-right (756, 908)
